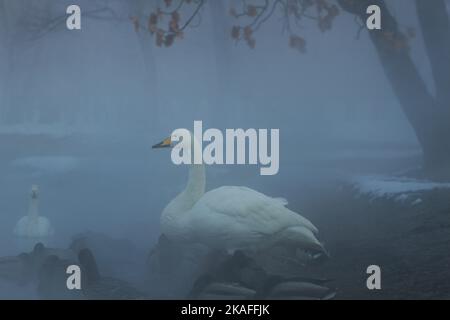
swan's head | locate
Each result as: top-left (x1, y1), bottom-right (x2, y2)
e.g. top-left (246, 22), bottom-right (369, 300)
top-left (152, 136), bottom-right (173, 149)
top-left (152, 129), bottom-right (196, 151)
top-left (31, 185), bottom-right (39, 199)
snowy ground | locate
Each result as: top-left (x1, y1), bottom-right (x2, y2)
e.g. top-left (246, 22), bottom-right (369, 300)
top-left (350, 175), bottom-right (450, 205)
top-left (309, 184), bottom-right (450, 299)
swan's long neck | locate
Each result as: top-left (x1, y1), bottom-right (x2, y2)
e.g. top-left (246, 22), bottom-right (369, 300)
top-left (28, 195), bottom-right (39, 219)
top-left (179, 135), bottom-right (206, 207)
top-left (169, 135), bottom-right (206, 210)
top-left (165, 163), bottom-right (206, 215)
top-left (161, 148), bottom-right (206, 238)
top-left (184, 163), bottom-right (206, 204)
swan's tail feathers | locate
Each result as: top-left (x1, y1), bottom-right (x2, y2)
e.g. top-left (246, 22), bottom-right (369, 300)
top-left (296, 215), bottom-right (319, 235)
top-left (310, 242), bottom-right (330, 262)
top-left (319, 242), bottom-right (330, 256)
top-left (282, 226), bottom-right (328, 255)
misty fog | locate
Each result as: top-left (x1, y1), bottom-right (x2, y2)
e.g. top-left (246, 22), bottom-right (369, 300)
top-left (0, 0), bottom-right (448, 300)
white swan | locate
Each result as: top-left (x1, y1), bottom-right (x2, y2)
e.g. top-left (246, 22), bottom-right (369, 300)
top-left (152, 133), bottom-right (326, 257)
top-left (14, 185), bottom-right (54, 239)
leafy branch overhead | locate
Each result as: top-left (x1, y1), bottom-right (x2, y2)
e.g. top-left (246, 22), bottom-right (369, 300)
top-left (130, 0), bottom-right (205, 47)
top-left (129, 0), bottom-right (340, 50)
top-left (230, 0), bottom-right (339, 52)
top-left (129, 0), bottom-right (415, 53)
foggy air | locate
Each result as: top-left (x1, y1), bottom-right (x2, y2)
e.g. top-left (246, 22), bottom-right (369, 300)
top-left (0, 0), bottom-right (449, 302)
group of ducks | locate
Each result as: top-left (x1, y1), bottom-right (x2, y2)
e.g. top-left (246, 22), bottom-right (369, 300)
top-left (0, 243), bottom-right (335, 300)
top-left (0, 240), bottom-right (335, 300)
top-left (149, 234), bottom-right (335, 300)
top-left (3, 132), bottom-right (335, 299)
top-left (0, 241), bottom-right (147, 299)
top-left (189, 250), bottom-right (335, 300)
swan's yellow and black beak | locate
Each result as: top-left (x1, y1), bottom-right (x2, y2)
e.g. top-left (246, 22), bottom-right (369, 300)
top-left (152, 136), bottom-right (172, 149)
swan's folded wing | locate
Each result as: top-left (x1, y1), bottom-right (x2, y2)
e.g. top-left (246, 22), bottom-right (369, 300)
top-left (189, 186), bottom-right (318, 247)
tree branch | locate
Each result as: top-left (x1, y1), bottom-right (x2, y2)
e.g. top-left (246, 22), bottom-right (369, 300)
top-left (230, 0), bottom-right (339, 50)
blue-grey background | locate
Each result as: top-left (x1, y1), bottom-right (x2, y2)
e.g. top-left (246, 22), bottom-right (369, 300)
top-left (1, 0), bottom-right (446, 299)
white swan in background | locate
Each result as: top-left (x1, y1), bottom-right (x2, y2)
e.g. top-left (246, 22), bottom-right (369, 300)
top-left (152, 133), bottom-right (327, 259)
top-left (14, 185), bottom-right (54, 240)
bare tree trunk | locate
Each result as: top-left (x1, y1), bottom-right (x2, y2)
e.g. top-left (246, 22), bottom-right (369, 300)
top-left (414, 0), bottom-right (450, 174)
top-left (338, 0), bottom-right (450, 178)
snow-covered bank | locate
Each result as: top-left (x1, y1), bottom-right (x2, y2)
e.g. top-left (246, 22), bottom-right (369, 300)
top-left (350, 175), bottom-right (450, 204)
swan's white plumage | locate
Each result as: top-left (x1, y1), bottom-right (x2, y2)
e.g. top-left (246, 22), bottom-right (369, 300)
top-left (14, 216), bottom-right (53, 238)
top-left (14, 185), bottom-right (54, 239)
top-left (164, 186), bottom-right (320, 251)
top-left (156, 132), bottom-right (325, 255)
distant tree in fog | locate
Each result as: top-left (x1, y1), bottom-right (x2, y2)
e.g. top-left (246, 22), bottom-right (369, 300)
top-left (0, 0), bottom-right (123, 124)
top-left (337, 0), bottom-right (450, 179)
